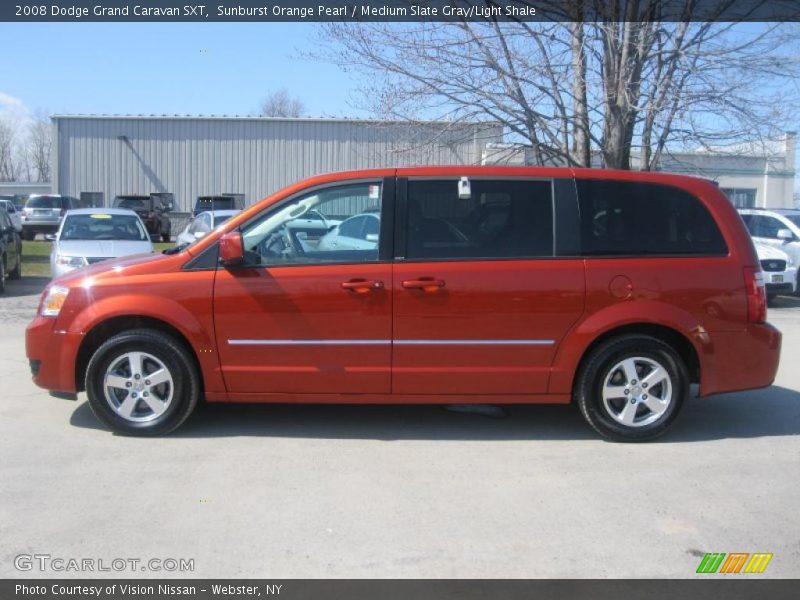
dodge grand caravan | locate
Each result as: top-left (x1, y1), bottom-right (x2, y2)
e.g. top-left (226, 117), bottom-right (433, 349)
top-left (26, 167), bottom-right (781, 441)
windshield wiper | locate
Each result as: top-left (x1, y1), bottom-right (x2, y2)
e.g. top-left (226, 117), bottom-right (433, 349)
top-left (162, 244), bottom-right (187, 255)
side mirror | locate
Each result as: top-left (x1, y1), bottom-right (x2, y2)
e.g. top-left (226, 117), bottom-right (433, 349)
top-left (45, 233), bottom-right (57, 241)
top-left (365, 233), bottom-right (379, 243)
top-left (219, 231), bottom-right (244, 266)
top-left (777, 228), bottom-right (793, 241)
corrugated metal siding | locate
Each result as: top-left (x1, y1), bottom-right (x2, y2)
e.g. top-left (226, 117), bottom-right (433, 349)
top-left (55, 117), bottom-right (502, 212)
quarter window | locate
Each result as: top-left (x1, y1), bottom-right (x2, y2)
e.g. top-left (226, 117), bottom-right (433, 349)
top-left (404, 179), bottom-right (554, 260)
top-left (240, 182), bottom-right (382, 266)
top-left (576, 180), bottom-right (728, 256)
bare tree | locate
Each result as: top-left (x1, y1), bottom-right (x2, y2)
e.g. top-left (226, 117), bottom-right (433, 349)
top-left (26, 118), bottom-right (52, 182)
top-left (259, 89), bottom-right (306, 118)
top-left (0, 120), bottom-right (18, 181)
top-left (316, 2), bottom-right (800, 169)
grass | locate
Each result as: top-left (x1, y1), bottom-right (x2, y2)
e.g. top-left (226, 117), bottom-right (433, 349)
top-left (21, 240), bottom-right (175, 279)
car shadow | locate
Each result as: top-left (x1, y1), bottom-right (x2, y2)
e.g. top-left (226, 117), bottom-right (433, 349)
top-left (769, 294), bottom-right (800, 309)
top-left (3, 276), bottom-right (50, 298)
top-left (69, 385), bottom-right (800, 442)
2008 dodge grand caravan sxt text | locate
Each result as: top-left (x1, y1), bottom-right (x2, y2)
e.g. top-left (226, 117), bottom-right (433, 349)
top-left (26, 167), bottom-right (781, 441)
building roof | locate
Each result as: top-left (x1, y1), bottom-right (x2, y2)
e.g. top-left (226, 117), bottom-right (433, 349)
top-left (50, 113), bottom-right (500, 127)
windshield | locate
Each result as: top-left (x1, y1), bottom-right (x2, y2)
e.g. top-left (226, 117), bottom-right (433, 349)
top-left (114, 198), bottom-right (149, 210)
top-left (60, 214), bottom-right (148, 241)
top-left (27, 196), bottom-right (61, 209)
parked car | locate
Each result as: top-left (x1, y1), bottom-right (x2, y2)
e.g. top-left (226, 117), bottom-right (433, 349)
top-left (754, 241), bottom-right (796, 301)
top-left (175, 210), bottom-right (241, 247)
top-left (26, 167), bottom-right (781, 440)
top-left (317, 212), bottom-right (381, 251)
top-left (738, 208), bottom-right (800, 293)
top-left (112, 195), bottom-right (173, 242)
top-left (0, 198), bottom-right (23, 233)
top-left (0, 208), bottom-right (22, 293)
top-left (0, 194), bottom-right (26, 212)
top-left (193, 194), bottom-right (244, 217)
top-left (21, 194), bottom-right (83, 240)
top-left (49, 209), bottom-right (154, 279)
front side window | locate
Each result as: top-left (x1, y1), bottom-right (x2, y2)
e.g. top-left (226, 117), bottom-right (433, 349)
top-left (405, 179), bottom-right (554, 260)
top-left (240, 182), bottom-right (382, 266)
top-left (576, 180), bottom-right (728, 256)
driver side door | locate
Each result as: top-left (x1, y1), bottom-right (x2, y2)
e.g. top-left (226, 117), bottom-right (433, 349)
top-left (213, 179), bottom-right (394, 397)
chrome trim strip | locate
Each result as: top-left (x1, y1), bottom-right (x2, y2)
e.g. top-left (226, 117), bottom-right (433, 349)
top-left (228, 340), bottom-right (390, 346)
top-left (228, 339), bottom-right (555, 346)
top-left (394, 340), bottom-right (555, 346)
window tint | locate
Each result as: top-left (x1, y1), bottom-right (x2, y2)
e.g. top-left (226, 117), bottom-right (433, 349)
top-left (241, 182), bottom-right (382, 266)
top-left (749, 215), bottom-right (784, 239)
top-left (27, 196), bottom-right (62, 209)
top-left (405, 179), bottom-right (554, 260)
top-left (576, 180), bottom-right (727, 256)
top-left (339, 216), bottom-right (365, 239)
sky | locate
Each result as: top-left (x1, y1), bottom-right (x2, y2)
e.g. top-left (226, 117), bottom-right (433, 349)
top-left (0, 23), bottom-right (362, 121)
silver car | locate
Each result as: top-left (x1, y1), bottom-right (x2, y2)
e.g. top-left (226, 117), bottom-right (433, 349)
top-left (22, 194), bottom-right (83, 240)
top-left (175, 209), bottom-right (241, 247)
top-left (49, 208), bottom-right (154, 279)
top-left (0, 199), bottom-right (22, 233)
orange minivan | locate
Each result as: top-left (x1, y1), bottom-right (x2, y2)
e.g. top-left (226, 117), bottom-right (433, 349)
top-left (26, 167), bottom-right (781, 441)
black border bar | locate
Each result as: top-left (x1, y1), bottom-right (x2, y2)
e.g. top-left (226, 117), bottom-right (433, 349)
top-left (4, 1), bottom-right (800, 23)
top-left (4, 579), bottom-right (800, 599)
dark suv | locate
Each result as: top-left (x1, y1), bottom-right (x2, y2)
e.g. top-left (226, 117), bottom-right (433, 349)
top-left (112, 195), bottom-right (174, 242)
top-left (0, 207), bottom-right (21, 293)
top-left (193, 194), bottom-right (245, 216)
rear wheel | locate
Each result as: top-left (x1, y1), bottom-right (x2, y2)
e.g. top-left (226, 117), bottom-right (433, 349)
top-left (575, 335), bottom-right (688, 442)
top-left (85, 329), bottom-right (199, 435)
top-left (8, 245), bottom-right (21, 280)
top-left (0, 258), bottom-right (5, 294)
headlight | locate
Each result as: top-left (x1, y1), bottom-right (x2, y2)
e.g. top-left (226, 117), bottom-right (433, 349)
top-left (56, 255), bottom-right (88, 267)
top-left (41, 285), bottom-right (70, 317)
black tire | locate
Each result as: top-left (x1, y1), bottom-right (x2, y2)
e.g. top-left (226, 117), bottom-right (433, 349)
top-left (0, 257), bottom-right (5, 294)
top-left (767, 292), bottom-right (777, 304)
top-left (22, 230), bottom-right (35, 241)
top-left (8, 245), bottom-right (21, 280)
top-left (85, 329), bottom-right (200, 435)
top-left (574, 334), bottom-right (688, 442)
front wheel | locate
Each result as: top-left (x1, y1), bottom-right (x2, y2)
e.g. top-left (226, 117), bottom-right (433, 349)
top-left (85, 329), bottom-right (200, 435)
top-left (574, 335), bottom-right (688, 442)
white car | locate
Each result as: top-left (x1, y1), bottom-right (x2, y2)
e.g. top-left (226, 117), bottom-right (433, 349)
top-left (50, 208), bottom-right (154, 279)
top-left (317, 212), bottom-right (380, 251)
top-left (175, 209), bottom-right (241, 247)
top-left (0, 199), bottom-right (23, 233)
top-left (754, 241), bottom-right (797, 300)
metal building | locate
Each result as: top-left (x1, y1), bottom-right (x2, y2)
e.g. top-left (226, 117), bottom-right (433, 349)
top-left (52, 115), bottom-right (502, 212)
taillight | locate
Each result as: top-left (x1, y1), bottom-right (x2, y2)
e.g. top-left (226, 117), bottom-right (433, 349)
top-left (743, 267), bottom-right (767, 323)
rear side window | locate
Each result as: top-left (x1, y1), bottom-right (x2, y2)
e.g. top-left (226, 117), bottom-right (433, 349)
top-left (576, 180), bottom-right (727, 256)
top-left (405, 179), bottom-right (554, 260)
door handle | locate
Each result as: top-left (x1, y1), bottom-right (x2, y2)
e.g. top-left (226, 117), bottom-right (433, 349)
top-left (341, 279), bottom-right (384, 294)
top-left (401, 277), bottom-right (446, 292)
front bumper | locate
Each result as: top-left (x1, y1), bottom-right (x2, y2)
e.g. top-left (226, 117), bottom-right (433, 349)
top-left (25, 316), bottom-right (84, 394)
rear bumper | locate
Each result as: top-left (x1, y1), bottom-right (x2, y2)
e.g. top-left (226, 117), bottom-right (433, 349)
top-left (700, 323), bottom-right (782, 396)
top-left (25, 316), bottom-right (83, 394)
